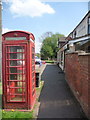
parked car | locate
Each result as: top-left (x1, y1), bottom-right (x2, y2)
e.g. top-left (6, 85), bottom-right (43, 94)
top-left (35, 56), bottom-right (42, 65)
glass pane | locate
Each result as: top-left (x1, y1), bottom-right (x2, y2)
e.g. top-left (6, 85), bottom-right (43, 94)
top-left (10, 74), bottom-right (17, 80)
top-left (88, 25), bottom-right (90, 34)
top-left (10, 60), bottom-right (25, 66)
top-left (10, 46), bottom-right (24, 52)
top-left (7, 81), bottom-right (26, 102)
top-left (32, 54), bottom-right (34, 59)
top-left (32, 66), bottom-right (35, 71)
top-left (7, 95), bottom-right (25, 102)
top-left (32, 47), bottom-right (35, 52)
top-left (10, 53), bottom-right (24, 59)
top-left (9, 72), bottom-right (25, 81)
top-left (10, 68), bottom-right (25, 73)
top-left (17, 53), bottom-right (24, 59)
top-left (10, 53), bottom-right (17, 59)
top-left (17, 74), bottom-right (22, 81)
top-left (32, 78), bottom-right (35, 83)
top-left (89, 18), bottom-right (90, 25)
top-left (10, 68), bottom-right (17, 73)
top-left (32, 60), bottom-right (35, 65)
top-left (10, 61), bottom-right (17, 66)
top-left (32, 72), bottom-right (34, 78)
top-left (17, 69), bottom-right (22, 73)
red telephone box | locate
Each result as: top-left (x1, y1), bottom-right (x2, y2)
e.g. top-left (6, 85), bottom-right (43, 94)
top-left (2, 30), bottom-right (36, 110)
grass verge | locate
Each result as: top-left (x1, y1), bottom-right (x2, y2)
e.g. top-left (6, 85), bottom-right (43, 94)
top-left (36, 81), bottom-right (44, 100)
top-left (2, 110), bottom-right (33, 119)
top-left (2, 81), bottom-right (44, 119)
top-left (33, 80), bottom-right (44, 118)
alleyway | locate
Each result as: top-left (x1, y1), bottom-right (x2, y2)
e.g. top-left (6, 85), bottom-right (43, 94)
top-left (38, 64), bottom-right (87, 118)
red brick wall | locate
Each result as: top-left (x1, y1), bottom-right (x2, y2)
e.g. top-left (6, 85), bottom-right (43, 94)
top-left (65, 52), bottom-right (90, 118)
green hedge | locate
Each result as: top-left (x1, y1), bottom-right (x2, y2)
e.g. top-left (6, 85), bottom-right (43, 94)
top-left (45, 60), bottom-right (55, 63)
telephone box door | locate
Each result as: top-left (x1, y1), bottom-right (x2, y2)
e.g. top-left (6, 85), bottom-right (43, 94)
top-left (4, 44), bottom-right (27, 105)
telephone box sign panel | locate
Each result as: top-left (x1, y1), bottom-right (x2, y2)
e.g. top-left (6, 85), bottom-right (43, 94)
top-left (6, 37), bottom-right (27, 40)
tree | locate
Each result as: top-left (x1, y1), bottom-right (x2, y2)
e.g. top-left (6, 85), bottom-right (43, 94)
top-left (40, 32), bottom-right (65, 60)
top-left (39, 32), bottom-right (53, 42)
top-left (35, 53), bottom-right (41, 58)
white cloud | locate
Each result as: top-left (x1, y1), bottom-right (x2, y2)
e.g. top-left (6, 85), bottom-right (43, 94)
top-left (4, 0), bottom-right (55, 17)
top-left (2, 28), bottom-right (12, 34)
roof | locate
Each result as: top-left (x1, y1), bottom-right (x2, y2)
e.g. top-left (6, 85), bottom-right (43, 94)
top-left (67, 11), bottom-right (90, 38)
top-left (58, 37), bottom-right (66, 42)
top-left (68, 35), bottom-right (90, 44)
top-left (2, 30), bottom-right (35, 40)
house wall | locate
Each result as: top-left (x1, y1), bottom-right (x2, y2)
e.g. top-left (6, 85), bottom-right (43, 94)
top-left (74, 16), bottom-right (88, 38)
top-left (57, 49), bottom-right (65, 71)
top-left (68, 12), bottom-right (90, 39)
top-left (65, 52), bottom-right (90, 118)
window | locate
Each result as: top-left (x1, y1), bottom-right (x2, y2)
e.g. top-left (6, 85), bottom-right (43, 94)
top-left (74, 31), bottom-right (76, 38)
top-left (88, 17), bottom-right (90, 34)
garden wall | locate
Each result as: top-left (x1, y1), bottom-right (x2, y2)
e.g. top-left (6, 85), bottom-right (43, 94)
top-left (65, 52), bottom-right (90, 118)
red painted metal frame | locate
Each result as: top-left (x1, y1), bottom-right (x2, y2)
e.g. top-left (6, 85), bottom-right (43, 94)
top-left (2, 30), bottom-right (36, 110)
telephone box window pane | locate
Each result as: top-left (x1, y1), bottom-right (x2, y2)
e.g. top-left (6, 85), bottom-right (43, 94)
top-left (22, 75), bottom-right (25, 81)
top-left (9, 68), bottom-right (24, 73)
top-left (32, 54), bottom-right (34, 59)
top-left (32, 72), bottom-right (34, 78)
top-left (17, 74), bottom-right (23, 81)
top-left (10, 60), bottom-right (25, 66)
top-left (10, 53), bottom-right (24, 59)
top-left (32, 66), bottom-right (35, 71)
top-left (10, 46), bottom-right (24, 52)
top-left (32, 90), bottom-right (35, 96)
top-left (10, 74), bottom-right (25, 81)
top-left (10, 68), bottom-right (17, 73)
top-left (10, 74), bottom-right (17, 80)
top-left (7, 95), bottom-right (25, 102)
top-left (32, 78), bottom-right (35, 83)
top-left (10, 53), bottom-right (17, 59)
top-left (7, 81), bottom-right (26, 102)
top-left (32, 60), bottom-right (35, 65)
top-left (17, 69), bottom-right (22, 73)
top-left (10, 61), bottom-right (17, 66)
top-left (32, 47), bottom-right (35, 52)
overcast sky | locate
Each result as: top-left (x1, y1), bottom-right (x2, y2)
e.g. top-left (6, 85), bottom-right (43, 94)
top-left (2, 0), bottom-right (88, 53)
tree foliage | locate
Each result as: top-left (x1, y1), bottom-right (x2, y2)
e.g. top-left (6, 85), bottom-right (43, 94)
top-left (40, 32), bottom-right (65, 60)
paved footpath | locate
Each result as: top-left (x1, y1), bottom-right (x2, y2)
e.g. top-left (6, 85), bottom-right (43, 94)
top-left (37, 64), bottom-right (88, 118)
